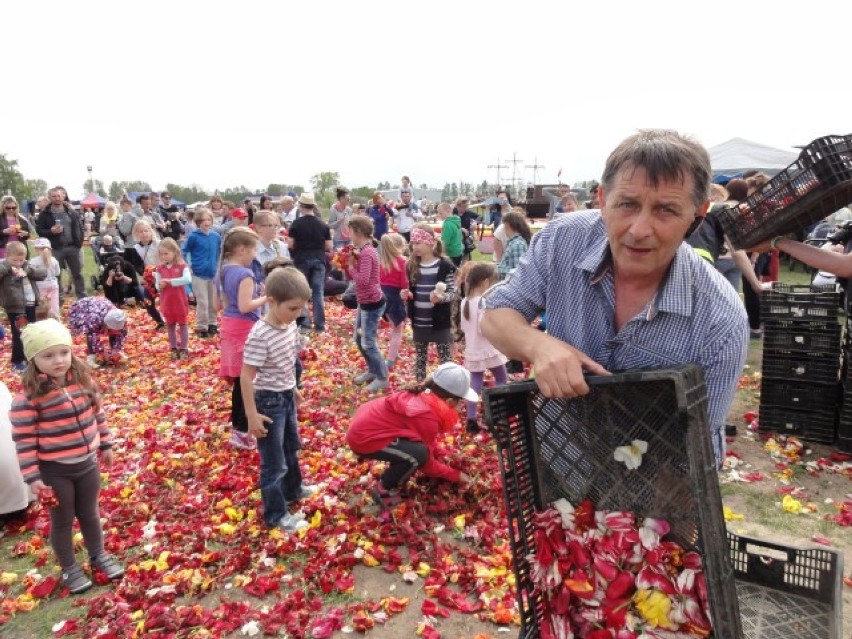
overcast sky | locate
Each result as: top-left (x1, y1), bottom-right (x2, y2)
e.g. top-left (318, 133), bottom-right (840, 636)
top-left (3, 1), bottom-right (850, 198)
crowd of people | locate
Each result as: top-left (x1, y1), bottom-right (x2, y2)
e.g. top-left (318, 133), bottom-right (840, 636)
top-left (7, 128), bottom-right (847, 600)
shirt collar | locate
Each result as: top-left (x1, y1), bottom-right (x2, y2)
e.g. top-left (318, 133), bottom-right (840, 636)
top-left (576, 229), bottom-right (694, 318)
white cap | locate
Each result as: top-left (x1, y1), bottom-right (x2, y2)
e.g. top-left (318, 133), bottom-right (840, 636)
top-left (103, 308), bottom-right (126, 330)
top-left (33, 238), bottom-right (51, 249)
top-left (432, 363), bottom-right (479, 402)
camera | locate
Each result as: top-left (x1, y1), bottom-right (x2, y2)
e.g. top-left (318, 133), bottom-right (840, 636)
top-left (827, 220), bottom-right (852, 246)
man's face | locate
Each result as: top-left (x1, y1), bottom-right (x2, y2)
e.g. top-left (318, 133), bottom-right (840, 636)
top-left (150, 195), bottom-right (160, 208)
top-left (140, 197), bottom-right (151, 212)
top-left (161, 195), bottom-right (171, 207)
top-left (49, 191), bottom-right (63, 206)
top-left (600, 165), bottom-right (706, 283)
top-left (283, 200), bottom-right (295, 212)
top-left (457, 202), bottom-right (467, 214)
top-left (401, 192), bottom-right (411, 204)
top-left (559, 184), bottom-right (569, 197)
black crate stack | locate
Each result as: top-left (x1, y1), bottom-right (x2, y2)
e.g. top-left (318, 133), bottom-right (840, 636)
top-left (759, 284), bottom-right (841, 444)
top-left (837, 318), bottom-right (852, 451)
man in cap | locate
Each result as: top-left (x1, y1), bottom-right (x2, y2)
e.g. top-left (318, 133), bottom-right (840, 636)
top-left (287, 193), bottom-right (332, 332)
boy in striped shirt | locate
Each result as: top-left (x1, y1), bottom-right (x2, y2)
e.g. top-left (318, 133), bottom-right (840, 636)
top-left (240, 267), bottom-right (318, 532)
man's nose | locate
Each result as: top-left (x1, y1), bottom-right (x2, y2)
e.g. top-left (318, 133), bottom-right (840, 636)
top-left (627, 207), bottom-right (654, 239)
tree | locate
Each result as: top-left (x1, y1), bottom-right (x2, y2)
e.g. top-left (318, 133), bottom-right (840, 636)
top-left (266, 184), bottom-right (303, 197)
top-left (376, 181), bottom-right (391, 191)
top-left (165, 183), bottom-right (209, 205)
top-left (441, 183), bottom-right (452, 200)
top-left (309, 172), bottom-right (340, 199)
top-left (0, 153), bottom-right (44, 201)
top-left (26, 178), bottom-right (48, 198)
top-left (419, 183), bottom-right (428, 190)
top-left (83, 179), bottom-right (107, 197)
top-left (108, 180), bottom-right (152, 201)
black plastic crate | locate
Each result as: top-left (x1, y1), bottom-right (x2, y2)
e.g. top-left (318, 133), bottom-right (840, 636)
top-left (729, 532), bottom-right (843, 639)
top-left (719, 134), bottom-right (852, 249)
top-left (761, 351), bottom-right (840, 384)
top-left (758, 404), bottom-right (837, 444)
top-left (763, 327), bottom-right (841, 355)
top-left (800, 134), bottom-right (852, 187)
top-left (759, 379), bottom-right (839, 412)
top-left (761, 283), bottom-right (840, 322)
top-left (483, 366), bottom-right (743, 638)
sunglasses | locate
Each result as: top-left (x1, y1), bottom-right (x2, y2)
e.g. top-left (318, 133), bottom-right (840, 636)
top-left (4, 206), bottom-right (17, 211)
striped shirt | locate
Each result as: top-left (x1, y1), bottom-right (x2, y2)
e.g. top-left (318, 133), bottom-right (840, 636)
top-left (485, 210), bottom-right (749, 464)
top-left (242, 319), bottom-right (304, 392)
top-left (11, 385), bottom-right (110, 483)
top-left (412, 259), bottom-right (454, 328)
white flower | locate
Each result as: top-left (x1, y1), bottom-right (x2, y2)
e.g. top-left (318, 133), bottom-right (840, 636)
top-left (613, 440), bottom-right (648, 470)
top-left (241, 620), bottom-right (261, 636)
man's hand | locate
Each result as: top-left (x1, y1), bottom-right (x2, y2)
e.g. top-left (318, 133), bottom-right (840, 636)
top-left (247, 413), bottom-right (272, 439)
top-left (530, 336), bottom-right (610, 398)
top-left (101, 449), bottom-right (114, 467)
top-left (51, 224), bottom-right (62, 235)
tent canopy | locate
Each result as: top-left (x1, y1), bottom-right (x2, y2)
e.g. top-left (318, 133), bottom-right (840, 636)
top-left (708, 137), bottom-right (799, 177)
top-left (80, 192), bottom-right (106, 209)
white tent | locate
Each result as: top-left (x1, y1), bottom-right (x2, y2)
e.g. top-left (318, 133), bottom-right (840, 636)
top-left (708, 137), bottom-right (799, 176)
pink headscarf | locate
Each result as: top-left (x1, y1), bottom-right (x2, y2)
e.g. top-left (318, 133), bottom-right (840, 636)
top-left (410, 227), bottom-right (436, 246)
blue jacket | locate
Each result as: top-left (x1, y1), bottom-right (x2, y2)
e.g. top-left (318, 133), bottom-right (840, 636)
top-left (182, 229), bottom-right (221, 279)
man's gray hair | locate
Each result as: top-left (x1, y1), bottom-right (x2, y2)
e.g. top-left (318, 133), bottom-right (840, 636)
top-left (601, 129), bottom-right (711, 207)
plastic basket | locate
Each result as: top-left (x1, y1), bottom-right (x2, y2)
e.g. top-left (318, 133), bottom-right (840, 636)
top-left (729, 532), bottom-right (843, 639)
top-left (759, 379), bottom-right (839, 412)
top-left (800, 134), bottom-right (852, 187)
top-left (483, 366), bottom-right (743, 638)
top-left (719, 134), bottom-right (852, 249)
top-left (758, 404), bottom-right (837, 444)
top-left (762, 322), bottom-right (841, 354)
top-left (761, 351), bottom-right (840, 384)
top-left (761, 283), bottom-right (841, 322)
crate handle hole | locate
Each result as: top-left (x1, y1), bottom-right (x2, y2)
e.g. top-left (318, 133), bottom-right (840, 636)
top-left (746, 543), bottom-right (789, 562)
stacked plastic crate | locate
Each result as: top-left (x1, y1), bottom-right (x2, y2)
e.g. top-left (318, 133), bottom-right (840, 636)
top-left (759, 284), bottom-right (842, 443)
top-left (836, 317), bottom-right (852, 451)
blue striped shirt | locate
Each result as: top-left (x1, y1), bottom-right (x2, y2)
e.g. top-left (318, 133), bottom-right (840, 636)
top-left (485, 210), bottom-right (749, 464)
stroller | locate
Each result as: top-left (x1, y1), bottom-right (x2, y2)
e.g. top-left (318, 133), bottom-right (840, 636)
top-left (89, 234), bottom-right (126, 292)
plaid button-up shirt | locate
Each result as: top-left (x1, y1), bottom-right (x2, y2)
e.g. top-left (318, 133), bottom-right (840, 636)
top-left (486, 210), bottom-right (749, 464)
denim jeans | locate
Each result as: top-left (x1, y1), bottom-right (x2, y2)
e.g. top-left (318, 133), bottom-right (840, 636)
top-left (355, 300), bottom-right (388, 380)
top-left (295, 258), bottom-right (326, 331)
top-left (254, 389), bottom-right (303, 526)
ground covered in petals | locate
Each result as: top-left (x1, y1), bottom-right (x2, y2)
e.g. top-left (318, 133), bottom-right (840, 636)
top-left (0, 301), bottom-right (513, 638)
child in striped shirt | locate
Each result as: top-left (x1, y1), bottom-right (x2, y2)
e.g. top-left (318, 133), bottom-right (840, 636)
top-left (10, 319), bottom-right (124, 595)
top-left (240, 268), bottom-right (318, 533)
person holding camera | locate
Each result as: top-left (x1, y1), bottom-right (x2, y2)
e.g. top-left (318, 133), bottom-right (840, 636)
top-left (100, 255), bottom-right (143, 309)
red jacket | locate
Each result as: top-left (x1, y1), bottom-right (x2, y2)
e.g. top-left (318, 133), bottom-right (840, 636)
top-left (346, 391), bottom-right (461, 482)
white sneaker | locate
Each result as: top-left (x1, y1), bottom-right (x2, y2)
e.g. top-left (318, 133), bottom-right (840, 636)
top-left (366, 379), bottom-right (389, 393)
top-left (86, 355), bottom-right (100, 369)
top-left (297, 484), bottom-right (319, 500)
top-left (354, 372), bottom-right (376, 385)
top-left (278, 514), bottom-right (309, 533)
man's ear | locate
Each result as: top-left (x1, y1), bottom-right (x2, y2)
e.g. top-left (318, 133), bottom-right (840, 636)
top-left (685, 201), bottom-right (711, 238)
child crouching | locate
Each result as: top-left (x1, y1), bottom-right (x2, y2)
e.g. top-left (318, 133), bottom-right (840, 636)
top-left (346, 362), bottom-right (476, 509)
top-left (240, 267), bottom-right (318, 532)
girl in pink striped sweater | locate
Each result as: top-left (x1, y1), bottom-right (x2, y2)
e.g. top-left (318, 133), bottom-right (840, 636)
top-left (11, 319), bottom-right (124, 594)
top-left (346, 216), bottom-right (388, 393)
